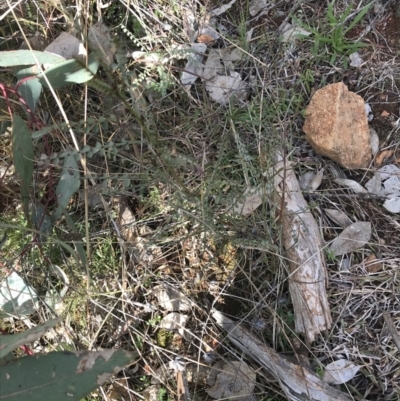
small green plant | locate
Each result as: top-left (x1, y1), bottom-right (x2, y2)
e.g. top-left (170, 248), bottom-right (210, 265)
top-left (294, 0), bottom-right (373, 64)
top-left (326, 249), bottom-right (336, 261)
top-left (147, 314), bottom-right (162, 327)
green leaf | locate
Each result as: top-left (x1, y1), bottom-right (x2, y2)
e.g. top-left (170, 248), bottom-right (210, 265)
top-left (0, 319), bottom-right (61, 360)
top-left (0, 50), bottom-right (64, 67)
top-left (12, 115), bottom-right (34, 220)
top-left (52, 152), bottom-right (81, 222)
top-left (0, 349), bottom-right (138, 401)
top-left (38, 54), bottom-right (99, 89)
top-left (32, 204), bottom-right (53, 243)
top-left (16, 78), bottom-right (42, 113)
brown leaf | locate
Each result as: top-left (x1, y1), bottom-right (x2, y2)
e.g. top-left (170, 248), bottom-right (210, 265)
top-left (375, 150), bottom-right (394, 166)
top-left (363, 254), bottom-right (383, 273)
top-left (197, 34), bottom-right (216, 44)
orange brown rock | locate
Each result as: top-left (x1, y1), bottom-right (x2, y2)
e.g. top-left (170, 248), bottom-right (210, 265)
top-left (303, 83), bottom-right (372, 169)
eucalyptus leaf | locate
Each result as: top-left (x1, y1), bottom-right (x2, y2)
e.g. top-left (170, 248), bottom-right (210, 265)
top-left (0, 50), bottom-right (64, 67)
top-left (32, 204), bottom-right (53, 243)
top-left (38, 54), bottom-right (99, 89)
top-left (12, 115), bottom-right (34, 219)
top-left (52, 153), bottom-right (80, 222)
top-left (0, 318), bottom-right (61, 359)
top-left (16, 78), bottom-right (42, 113)
top-left (0, 349), bottom-right (138, 401)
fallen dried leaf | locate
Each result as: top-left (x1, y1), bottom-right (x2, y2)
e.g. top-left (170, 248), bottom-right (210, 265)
top-left (349, 52), bottom-right (363, 67)
top-left (206, 72), bottom-right (247, 105)
top-left (324, 209), bottom-right (352, 228)
top-left (181, 43), bottom-right (206, 88)
top-left (232, 187), bottom-right (262, 215)
top-left (329, 222), bottom-right (371, 256)
top-left (380, 110), bottom-right (390, 117)
top-left (279, 22), bottom-right (312, 43)
top-left (197, 34), bottom-right (216, 44)
top-left (323, 359), bottom-right (360, 384)
top-left (365, 172), bottom-right (382, 195)
top-left (44, 32), bottom-right (86, 60)
top-left (153, 284), bottom-right (191, 312)
top-left (159, 312), bottom-right (189, 337)
top-left (249, 0), bottom-right (269, 16)
top-left (383, 196), bottom-right (400, 213)
top-left (334, 178), bottom-right (368, 194)
top-left (363, 254), bottom-right (383, 273)
top-left (206, 361), bottom-right (255, 400)
top-left (88, 21), bottom-right (114, 64)
top-left (370, 128), bottom-right (379, 156)
top-left (375, 150), bottom-right (394, 166)
top-left (210, 0), bottom-right (237, 16)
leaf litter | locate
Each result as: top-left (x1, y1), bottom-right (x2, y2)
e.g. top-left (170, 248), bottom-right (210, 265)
top-left (329, 222), bottom-right (371, 256)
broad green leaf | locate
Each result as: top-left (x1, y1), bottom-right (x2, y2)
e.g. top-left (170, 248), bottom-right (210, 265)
top-left (13, 64), bottom-right (42, 79)
top-left (38, 54), bottom-right (99, 89)
top-left (52, 152), bottom-right (80, 222)
top-left (0, 50), bottom-right (64, 67)
top-left (0, 349), bottom-right (138, 401)
top-left (12, 115), bottom-right (34, 219)
top-left (16, 78), bottom-right (42, 113)
top-left (0, 318), bottom-right (61, 360)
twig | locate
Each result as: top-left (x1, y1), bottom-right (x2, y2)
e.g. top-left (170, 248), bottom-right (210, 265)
top-left (383, 311), bottom-right (400, 353)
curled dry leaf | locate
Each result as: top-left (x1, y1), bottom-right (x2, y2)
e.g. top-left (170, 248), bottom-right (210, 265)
top-left (159, 313), bottom-right (189, 337)
top-left (206, 72), bottom-right (247, 105)
top-left (279, 22), bottom-right (312, 43)
top-left (375, 149), bottom-right (394, 166)
top-left (232, 187), bottom-right (262, 215)
top-left (153, 284), bottom-right (190, 312)
top-left (383, 196), bottom-right (400, 214)
top-left (328, 222), bottom-right (371, 256)
top-left (370, 128), bottom-right (379, 156)
top-left (323, 359), bottom-right (360, 384)
top-left (323, 209), bottom-right (352, 228)
top-left (299, 171), bottom-right (315, 191)
top-left (198, 26), bottom-right (220, 43)
top-left (378, 164), bottom-right (400, 180)
top-left (249, 0), bottom-right (269, 16)
top-left (365, 172), bottom-right (382, 195)
top-left (334, 178), bottom-right (368, 194)
top-left (363, 254), bottom-right (383, 273)
top-left (349, 52), bottom-right (363, 67)
top-left (203, 49), bottom-right (223, 80)
top-left (181, 43), bottom-right (207, 87)
top-left (310, 168), bottom-right (324, 191)
top-left (210, 0), bottom-right (237, 16)
top-left (88, 21), bottom-right (114, 64)
top-left (206, 361), bottom-right (255, 400)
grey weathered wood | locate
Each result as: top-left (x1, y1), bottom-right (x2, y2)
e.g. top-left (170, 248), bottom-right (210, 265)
top-left (271, 152), bottom-right (332, 342)
top-left (212, 310), bottom-right (355, 401)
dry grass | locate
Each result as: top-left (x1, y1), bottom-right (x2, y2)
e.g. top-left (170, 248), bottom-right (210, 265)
top-left (0, 0), bottom-right (399, 400)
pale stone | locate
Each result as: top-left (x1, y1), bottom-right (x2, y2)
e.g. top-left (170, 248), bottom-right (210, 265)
top-left (303, 83), bottom-right (372, 169)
